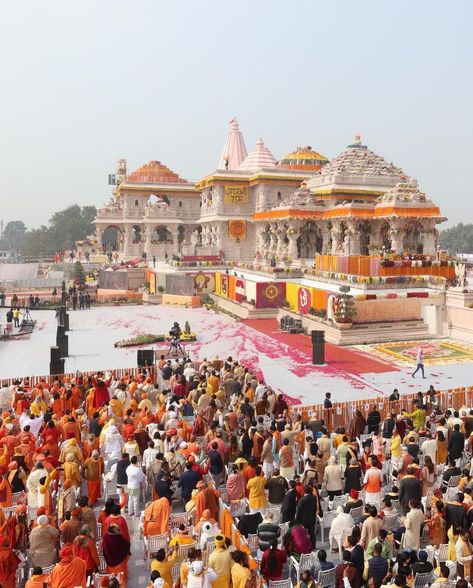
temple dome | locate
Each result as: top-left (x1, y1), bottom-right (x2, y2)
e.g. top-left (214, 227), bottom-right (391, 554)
top-left (316, 134), bottom-right (405, 181)
top-left (238, 137), bottom-right (277, 172)
top-left (278, 146), bottom-right (328, 171)
top-left (126, 161), bottom-right (188, 184)
top-left (218, 117), bottom-right (248, 170)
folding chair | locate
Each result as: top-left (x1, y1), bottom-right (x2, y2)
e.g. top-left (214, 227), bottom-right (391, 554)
top-left (172, 563), bottom-right (181, 585)
top-left (318, 567), bottom-right (336, 588)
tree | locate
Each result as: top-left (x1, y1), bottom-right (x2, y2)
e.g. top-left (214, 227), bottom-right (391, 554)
top-left (21, 226), bottom-right (55, 257)
top-left (74, 261), bottom-right (86, 286)
top-left (48, 205), bottom-right (97, 251)
top-left (439, 224), bottom-right (473, 254)
top-left (1, 220), bottom-right (27, 251)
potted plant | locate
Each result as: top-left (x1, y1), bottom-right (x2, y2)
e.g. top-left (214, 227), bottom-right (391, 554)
top-left (334, 285), bottom-right (356, 329)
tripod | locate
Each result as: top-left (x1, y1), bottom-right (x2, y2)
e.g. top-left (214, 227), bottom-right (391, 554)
top-left (166, 337), bottom-right (188, 359)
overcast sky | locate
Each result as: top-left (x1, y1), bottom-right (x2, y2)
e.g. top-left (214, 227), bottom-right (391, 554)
top-left (0, 0), bottom-right (471, 229)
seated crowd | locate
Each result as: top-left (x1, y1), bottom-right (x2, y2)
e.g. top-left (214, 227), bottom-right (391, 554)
top-left (0, 360), bottom-right (471, 588)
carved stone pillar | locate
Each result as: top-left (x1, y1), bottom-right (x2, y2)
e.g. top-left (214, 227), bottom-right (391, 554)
top-left (389, 222), bottom-right (403, 254)
top-left (331, 222), bottom-right (342, 254)
top-left (321, 223), bottom-right (331, 254)
top-left (423, 226), bottom-right (437, 255)
top-left (347, 221), bottom-right (360, 255)
top-left (123, 225), bottom-right (131, 256)
top-left (287, 220), bottom-right (302, 260)
top-left (96, 226), bottom-right (104, 248)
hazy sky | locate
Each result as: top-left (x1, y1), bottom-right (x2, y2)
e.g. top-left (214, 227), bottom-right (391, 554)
top-left (0, 0), bottom-right (472, 229)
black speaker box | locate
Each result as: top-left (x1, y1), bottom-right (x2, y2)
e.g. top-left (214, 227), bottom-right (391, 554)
top-left (137, 349), bottom-right (155, 367)
top-left (50, 358), bottom-right (65, 376)
top-left (311, 330), bottom-right (325, 365)
top-left (50, 346), bottom-right (61, 362)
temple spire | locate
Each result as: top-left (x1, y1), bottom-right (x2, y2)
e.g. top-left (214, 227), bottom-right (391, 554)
top-left (218, 117), bottom-right (248, 170)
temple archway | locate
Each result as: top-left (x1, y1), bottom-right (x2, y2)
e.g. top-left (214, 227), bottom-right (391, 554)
top-left (101, 225), bottom-right (122, 251)
top-left (151, 226), bottom-right (173, 244)
top-left (131, 225), bottom-right (142, 243)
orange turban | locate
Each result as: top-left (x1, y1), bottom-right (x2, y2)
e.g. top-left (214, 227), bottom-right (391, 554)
top-left (36, 507), bottom-right (46, 516)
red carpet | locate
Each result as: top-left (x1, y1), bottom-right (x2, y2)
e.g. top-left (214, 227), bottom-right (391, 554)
top-left (241, 318), bottom-right (397, 375)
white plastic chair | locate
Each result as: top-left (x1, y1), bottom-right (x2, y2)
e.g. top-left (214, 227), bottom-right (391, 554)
top-left (177, 541), bottom-right (197, 560)
top-left (383, 514), bottom-right (399, 532)
top-left (265, 505), bottom-right (281, 523)
top-left (269, 580), bottom-right (292, 588)
top-left (317, 510), bottom-right (337, 544)
top-left (247, 534), bottom-right (259, 553)
top-left (413, 571), bottom-right (433, 588)
top-left (230, 498), bottom-right (248, 517)
top-left (434, 543), bottom-right (449, 564)
top-left (143, 532), bottom-right (169, 565)
top-left (291, 551), bottom-right (318, 581)
top-left (332, 494), bottom-right (347, 511)
top-left (318, 567), bottom-right (336, 588)
top-left (349, 505), bottom-right (364, 520)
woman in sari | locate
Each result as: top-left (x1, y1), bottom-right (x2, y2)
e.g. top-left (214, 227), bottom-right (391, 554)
top-left (436, 430), bottom-right (448, 465)
top-left (226, 464), bottom-right (246, 501)
top-left (103, 524), bottom-right (131, 587)
top-left (428, 501), bottom-right (446, 547)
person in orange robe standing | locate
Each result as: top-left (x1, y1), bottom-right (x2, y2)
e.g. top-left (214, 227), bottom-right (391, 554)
top-left (83, 450), bottom-right (104, 506)
top-left (50, 545), bottom-right (87, 588)
top-left (194, 481), bottom-right (220, 522)
top-left (143, 496), bottom-right (170, 536)
top-left (72, 526), bottom-right (100, 578)
top-left (0, 534), bottom-right (20, 588)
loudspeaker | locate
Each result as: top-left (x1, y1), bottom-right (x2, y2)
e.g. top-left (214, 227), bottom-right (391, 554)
top-left (50, 346), bottom-right (61, 363)
top-left (50, 358), bottom-right (65, 376)
top-left (58, 334), bottom-right (69, 358)
top-left (57, 325), bottom-right (66, 341)
top-left (137, 349), bottom-right (155, 367)
top-left (311, 330), bottom-right (325, 365)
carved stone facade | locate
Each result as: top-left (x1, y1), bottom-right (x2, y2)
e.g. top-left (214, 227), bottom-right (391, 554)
top-left (95, 131), bottom-right (445, 263)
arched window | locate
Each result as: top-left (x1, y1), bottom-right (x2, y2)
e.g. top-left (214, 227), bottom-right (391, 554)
top-left (135, 199), bottom-right (139, 206)
top-left (151, 226), bottom-right (173, 244)
top-left (178, 201), bottom-right (183, 207)
top-left (277, 191), bottom-right (282, 201)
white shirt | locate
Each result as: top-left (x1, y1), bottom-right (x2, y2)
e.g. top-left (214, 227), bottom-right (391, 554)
top-left (143, 447), bottom-right (158, 470)
top-left (19, 414), bottom-right (43, 437)
top-left (125, 464), bottom-right (145, 489)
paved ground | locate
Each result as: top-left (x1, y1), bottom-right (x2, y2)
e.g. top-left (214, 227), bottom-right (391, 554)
top-left (1, 305), bottom-right (473, 403)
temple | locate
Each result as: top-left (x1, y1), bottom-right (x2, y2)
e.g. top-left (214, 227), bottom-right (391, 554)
top-left (94, 122), bottom-right (445, 264)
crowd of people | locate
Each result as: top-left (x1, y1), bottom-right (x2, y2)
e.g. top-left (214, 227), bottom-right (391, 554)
top-left (0, 356), bottom-right (471, 588)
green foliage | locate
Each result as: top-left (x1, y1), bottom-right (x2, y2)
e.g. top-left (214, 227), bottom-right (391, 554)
top-left (439, 223), bottom-right (473, 254)
top-left (1, 220), bottom-right (27, 251)
top-left (74, 261), bottom-right (86, 285)
top-left (11, 204), bottom-right (97, 257)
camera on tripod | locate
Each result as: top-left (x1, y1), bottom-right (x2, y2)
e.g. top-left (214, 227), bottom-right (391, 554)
top-left (169, 322), bottom-right (182, 342)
